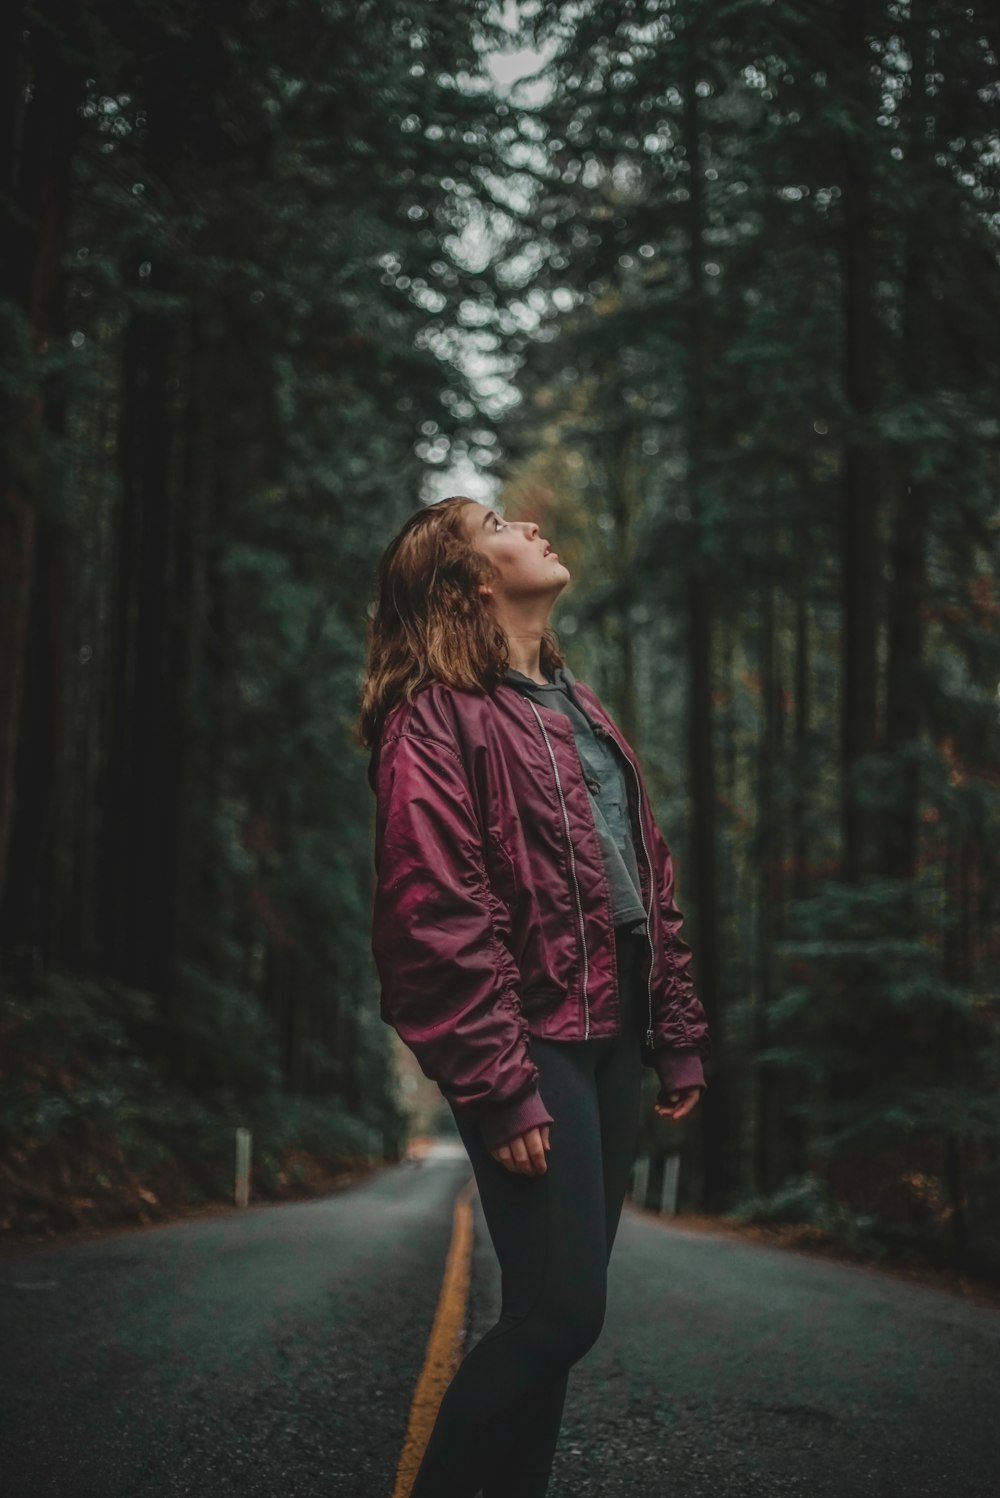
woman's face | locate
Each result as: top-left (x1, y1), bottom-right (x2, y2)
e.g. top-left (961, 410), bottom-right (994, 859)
top-left (461, 500), bottom-right (570, 602)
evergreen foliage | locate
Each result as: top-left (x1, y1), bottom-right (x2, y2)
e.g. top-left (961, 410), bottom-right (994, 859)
top-left (0, 0), bottom-right (997, 1275)
top-left (491, 0), bottom-right (1000, 1267)
top-left (0, 0), bottom-right (507, 1234)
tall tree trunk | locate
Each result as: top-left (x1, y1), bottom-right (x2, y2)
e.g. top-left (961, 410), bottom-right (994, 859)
top-left (100, 59), bottom-right (187, 1005)
top-left (0, 3), bottom-right (84, 986)
top-left (839, 0), bottom-right (882, 884)
top-left (753, 565), bottom-right (790, 1195)
top-left (100, 300), bottom-right (177, 994)
top-left (681, 12), bottom-right (729, 1211)
top-left (61, 386), bottom-right (117, 973)
top-left (172, 315), bottom-right (220, 986)
top-left (883, 0), bottom-right (931, 882)
top-left (786, 545), bottom-right (812, 1178)
top-left (941, 832), bottom-right (970, 1262)
top-left (790, 556), bottom-right (811, 907)
top-left (601, 419), bottom-right (638, 740)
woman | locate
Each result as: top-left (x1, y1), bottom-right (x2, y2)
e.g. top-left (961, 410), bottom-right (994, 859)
top-left (356, 495), bottom-right (712, 1498)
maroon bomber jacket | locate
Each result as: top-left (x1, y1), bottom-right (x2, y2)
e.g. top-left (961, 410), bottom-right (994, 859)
top-left (369, 672), bottom-right (712, 1152)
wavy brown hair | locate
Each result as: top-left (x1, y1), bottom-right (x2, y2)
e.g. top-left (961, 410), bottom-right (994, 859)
top-left (356, 495), bottom-right (566, 762)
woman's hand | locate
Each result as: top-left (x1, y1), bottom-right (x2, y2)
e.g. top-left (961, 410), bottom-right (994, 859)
top-left (654, 1087), bottom-right (702, 1122)
top-left (489, 1124), bottom-right (551, 1176)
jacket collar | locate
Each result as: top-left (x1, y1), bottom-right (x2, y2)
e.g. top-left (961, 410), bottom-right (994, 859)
top-left (501, 660), bottom-right (612, 736)
top-left (502, 661), bottom-right (579, 691)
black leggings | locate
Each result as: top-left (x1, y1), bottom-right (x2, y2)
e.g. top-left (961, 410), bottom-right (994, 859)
top-left (409, 924), bottom-right (648, 1498)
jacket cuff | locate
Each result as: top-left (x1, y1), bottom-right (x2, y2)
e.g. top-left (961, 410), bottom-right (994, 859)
top-left (651, 1048), bottom-right (706, 1099)
top-left (477, 1088), bottom-right (555, 1153)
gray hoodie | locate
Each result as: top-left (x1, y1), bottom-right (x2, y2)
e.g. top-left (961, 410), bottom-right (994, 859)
top-left (503, 663), bottom-right (648, 931)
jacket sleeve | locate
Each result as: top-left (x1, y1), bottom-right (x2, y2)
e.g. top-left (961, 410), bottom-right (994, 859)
top-left (371, 726), bottom-right (554, 1153)
top-left (651, 1046), bottom-right (706, 1100)
top-left (644, 813), bottom-right (712, 1091)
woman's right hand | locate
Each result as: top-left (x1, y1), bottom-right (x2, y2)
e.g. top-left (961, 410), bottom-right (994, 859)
top-left (489, 1124), bottom-right (551, 1176)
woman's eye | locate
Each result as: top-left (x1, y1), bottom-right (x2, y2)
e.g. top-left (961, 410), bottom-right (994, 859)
top-left (493, 516), bottom-right (507, 531)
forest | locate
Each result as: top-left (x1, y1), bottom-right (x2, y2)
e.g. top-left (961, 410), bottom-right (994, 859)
top-left (1, 0), bottom-right (998, 1287)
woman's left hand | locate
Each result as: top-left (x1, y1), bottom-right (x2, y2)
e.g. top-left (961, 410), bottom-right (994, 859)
top-left (654, 1086), bottom-right (702, 1122)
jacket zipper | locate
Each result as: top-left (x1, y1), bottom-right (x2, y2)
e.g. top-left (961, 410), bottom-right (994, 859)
top-left (524, 700), bottom-right (590, 1037)
top-left (626, 755), bottom-right (656, 1051)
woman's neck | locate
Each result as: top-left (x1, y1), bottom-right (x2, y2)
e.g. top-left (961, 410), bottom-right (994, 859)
top-left (507, 651), bottom-right (546, 683)
top-left (494, 603), bottom-right (552, 683)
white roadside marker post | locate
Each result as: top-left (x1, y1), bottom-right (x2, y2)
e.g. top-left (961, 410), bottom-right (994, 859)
top-left (235, 1126), bottom-right (252, 1207)
top-left (660, 1153), bottom-right (680, 1215)
top-left (631, 1154), bottom-right (650, 1208)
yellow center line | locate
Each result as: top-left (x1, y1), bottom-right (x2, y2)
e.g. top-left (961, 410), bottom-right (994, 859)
top-left (391, 1173), bottom-right (478, 1498)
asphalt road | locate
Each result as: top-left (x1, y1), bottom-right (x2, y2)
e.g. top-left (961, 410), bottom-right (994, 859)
top-left (1, 1144), bottom-right (998, 1498)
